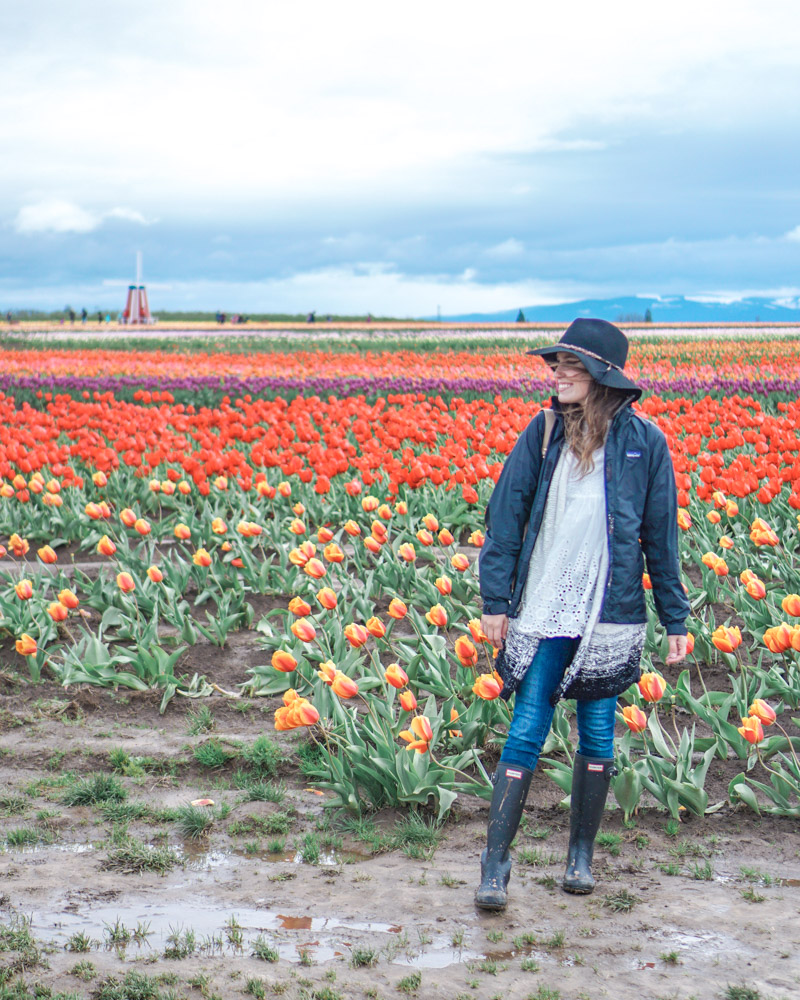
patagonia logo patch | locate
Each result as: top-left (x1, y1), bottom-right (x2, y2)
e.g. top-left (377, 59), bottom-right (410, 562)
top-left (587, 763), bottom-right (605, 772)
top-left (506, 769), bottom-right (524, 779)
top-left (626, 450), bottom-right (641, 459)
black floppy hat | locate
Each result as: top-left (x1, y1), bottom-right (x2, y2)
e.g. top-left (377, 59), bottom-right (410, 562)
top-left (527, 318), bottom-right (641, 397)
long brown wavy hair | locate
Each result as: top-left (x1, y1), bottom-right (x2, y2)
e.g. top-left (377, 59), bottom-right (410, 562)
top-left (562, 382), bottom-right (633, 475)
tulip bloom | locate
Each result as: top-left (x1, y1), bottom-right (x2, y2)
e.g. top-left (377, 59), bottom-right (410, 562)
top-left (317, 660), bottom-right (337, 685)
top-left (719, 536), bottom-right (734, 550)
top-left (384, 663), bottom-right (409, 688)
top-left (174, 523), bottom-right (192, 540)
top-left (92, 471), bottom-right (108, 487)
top-left (395, 500), bottom-right (408, 515)
top-left (707, 510), bottom-right (721, 524)
top-left (450, 553), bottom-right (470, 572)
top-left (782, 594), bottom-right (800, 617)
top-left (711, 625), bottom-right (742, 653)
top-left (438, 528), bottom-right (455, 546)
top-left (455, 635), bottom-right (479, 668)
top-left (398, 689), bottom-right (417, 711)
top-left (468, 619), bottom-right (489, 643)
top-left (85, 502), bottom-right (103, 520)
top-left (434, 576), bottom-right (452, 596)
top-left (288, 596), bottom-right (312, 617)
top-left (726, 500), bottom-right (739, 517)
top-left (364, 536), bottom-right (382, 554)
top-left (622, 705), bottom-right (647, 733)
top-left (416, 529), bottom-right (434, 546)
top-left (473, 672), bottom-right (502, 699)
top-left (397, 543), bottom-right (416, 562)
top-left (291, 618), bottom-right (316, 643)
top-left (748, 699), bottom-right (776, 727)
top-left (147, 565), bottom-right (163, 583)
top-left (9, 534), bottom-right (29, 557)
top-left (193, 548), bottom-right (212, 567)
top-left (317, 526), bottom-right (334, 544)
top-left (304, 558), bottom-right (326, 579)
top-left (344, 623), bottom-right (369, 647)
top-left (676, 510), bottom-right (692, 531)
top-left (744, 577), bottom-right (766, 600)
top-left (448, 707), bottom-right (463, 738)
top-left (277, 481), bottom-right (292, 497)
top-left (468, 530), bottom-right (485, 547)
top-left (738, 716), bottom-right (764, 745)
top-left (116, 572), bottom-right (136, 593)
top-left (134, 518), bottom-right (151, 536)
top-left (371, 520), bottom-right (388, 541)
top-left (750, 518), bottom-right (779, 547)
top-left (120, 508), bottom-right (137, 528)
top-left (642, 573), bottom-right (652, 590)
top-left (638, 672), bottom-right (667, 703)
top-left (366, 616), bottom-right (386, 638)
top-left (422, 513), bottom-right (439, 532)
top-left (316, 587), bottom-right (338, 610)
top-left (763, 623), bottom-right (793, 654)
top-left (388, 598), bottom-right (408, 619)
top-left (331, 671), bottom-right (359, 699)
top-left (97, 535), bottom-right (116, 557)
top-left (289, 518), bottom-right (306, 535)
top-left (58, 589), bottom-right (79, 609)
top-left (323, 543), bottom-right (345, 563)
top-left (685, 632), bottom-right (695, 655)
top-left (274, 698), bottom-right (319, 730)
top-left (271, 650), bottom-right (298, 673)
top-left (343, 520), bottom-right (362, 536)
top-left (361, 495), bottom-right (379, 512)
top-left (377, 504), bottom-right (393, 520)
top-left (47, 601), bottom-right (68, 622)
top-left (15, 633), bottom-right (37, 657)
top-left (425, 604), bottom-right (448, 628)
top-left (211, 517), bottom-right (228, 535)
top-left (14, 579), bottom-right (33, 600)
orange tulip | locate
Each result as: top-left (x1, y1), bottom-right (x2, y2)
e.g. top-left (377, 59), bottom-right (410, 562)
top-left (748, 699), bottom-right (776, 727)
top-left (134, 518), bottom-right (151, 536)
top-left (292, 503), bottom-right (305, 516)
top-left (323, 543), bottom-right (344, 563)
top-left (366, 617), bottom-right (386, 639)
top-left (303, 558), bottom-right (326, 579)
top-left (174, 523), bottom-right (192, 540)
top-left (344, 623), bottom-right (369, 647)
top-left (213, 476), bottom-right (228, 491)
top-left (343, 520), bottom-right (361, 536)
top-left (397, 543), bottom-right (416, 562)
top-left (149, 479), bottom-right (161, 493)
top-left (388, 598), bottom-right (408, 619)
top-left (642, 573), bottom-right (652, 590)
top-left (14, 579), bottom-right (33, 600)
top-left (707, 510), bottom-right (721, 524)
top-left (37, 545), bottom-right (57, 564)
top-left (291, 618), bottom-right (316, 643)
top-left (277, 481), bottom-right (291, 498)
top-left (638, 672), bottom-right (667, 703)
top-left (701, 551), bottom-right (718, 569)
top-left (288, 596), bottom-right (312, 617)
top-left (719, 536), bottom-right (734, 550)
top-left (744, 577), bottom-right (766, 600)
top-left (712, 624), bottom-right (742, 652)
top-left (685, 632), bottom-right (695, 655)
top-left (455, 635), bottom-right (479, 668)
top-left (317, 660), bottom-right (337, 685)
top-left (211, 517), bottom-right (227, 535)
top-left (472, 672), bottom-right (502, 699)
top-left (377, 503), bottom-right (393, 520)
top-left (422, 513), bottom-right (439, 532)
top-left (371, 521), bottom-right (388, 543)
top-left (47, 601), bottom-right (68, 622)
top-left (289, 518), bottom-right (306, 535)
top-left (271, 650), bottom-right (298, 673)
top-left (750, 518), bottom-right (779, 547)
top-left (316, 587), bottom-right (338, 610)
top-left (434, 576), bottom-right (452, 596)
top-left (116, 572), bottom-right (135, 593)
top-left (361, 495), bottom-right (379, 513)
top-left (438, 528), bottom-right (455, 546)
top-left (450, 553), bottom-right (470, 572)
top-left (676, 510), bottom-right (692, 531)
top-left (193, 548), bottom-right (212, 567)
top-left (448, 707), bottom-right (463, 738)
top-left (782, 594), bottom-right (800, 617)
top-left (416, 529), bottom-right (434, 546)
top-left (8, 534), bottom-right (29, 557)
top-left (411, 715), bottom-right (433, 742)
top-left (15, 633), bottom-right (37, 656)
top-left (426, 604), bottom-right (448, 628)
top-left (289, 546), bottom-right (310, 567)
top-left (364, 536), bottom-right (382, 554)
top-left (738, 716), bottom-right (764, 745)
top-left (58, 589), bottom-right (79, 609)
top-left (468, 618), bottom-right (489, 643)
top-left (395, 500), bottom-right (408, 515)
top-left (317, 526), bottom-right (334, 544)
top-left (712, 490), bottom-right (727, 508)
top-left (178, 481), bottom-right (191, 495)
top-left (763, 623), bottom-right (793, 654)
top-left (331, 671), bottom-right (359, 699)
top-left (384, 663), bottom-right (409, 688)
top-left (84, 502), bottom-right (103, 519)
top-left (160, 481), bottom-right (175, 496)
top-left (92, 470), bottom-right (108, 487)
top-left (725, 500), bottom-right (739, 517)
top-left (622, 705), bottom-right (647, 733)
top-left (97, 535), bottom-right (116, 557)
top-left (468, 530), bottom-right (485, 547)
top-left (399, 690), bottom-right (417, 711)
top-left (120, 507), bottom-right (137, 528)
top-left (147, 565), bottom-right (163, 583)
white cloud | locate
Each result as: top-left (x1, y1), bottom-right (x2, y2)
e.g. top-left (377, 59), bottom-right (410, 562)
top-left (13, 200), bottom-right (154, 235)
top-left (785, 225), bottom-right (800, 241)
top-left (486, 238), bottom-right (525, 258)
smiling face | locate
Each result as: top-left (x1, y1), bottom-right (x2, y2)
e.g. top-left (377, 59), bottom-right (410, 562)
top-left (548, 351), bottom-right (593, 405)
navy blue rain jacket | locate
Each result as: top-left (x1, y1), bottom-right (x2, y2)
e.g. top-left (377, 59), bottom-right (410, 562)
top-left (478, 399), bottom-right (689, 635)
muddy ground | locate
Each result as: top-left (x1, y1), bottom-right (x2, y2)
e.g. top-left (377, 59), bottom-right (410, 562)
top-left (0, 631), bottom-right (798, 1000)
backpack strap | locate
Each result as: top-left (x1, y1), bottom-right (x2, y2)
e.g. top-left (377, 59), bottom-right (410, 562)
top-left (541, 408), bottom-right (556, 459)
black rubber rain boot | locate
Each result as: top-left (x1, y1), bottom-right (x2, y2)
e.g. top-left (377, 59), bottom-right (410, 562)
top-left (475, 762), bottom-right (534, 911)
top-left (562, 753), bottom-right (617, 895)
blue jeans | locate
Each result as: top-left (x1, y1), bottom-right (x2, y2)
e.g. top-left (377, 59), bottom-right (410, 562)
top-left (500, 636), bottom-right (618, 771)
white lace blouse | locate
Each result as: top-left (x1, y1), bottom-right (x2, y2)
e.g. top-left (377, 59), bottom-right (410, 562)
top-left (515, 447), bottom-right (608, 638)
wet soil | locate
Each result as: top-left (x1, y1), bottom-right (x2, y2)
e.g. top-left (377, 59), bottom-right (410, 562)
top-left (0, 637), bottom-right (799, 1000)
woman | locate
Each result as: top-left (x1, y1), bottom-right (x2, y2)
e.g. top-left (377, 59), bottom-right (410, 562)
top-left (475, 318), bottom-right (689, 910)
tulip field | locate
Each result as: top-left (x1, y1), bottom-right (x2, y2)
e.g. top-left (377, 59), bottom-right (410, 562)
top-left (1, 329), bottom-right (799, 999)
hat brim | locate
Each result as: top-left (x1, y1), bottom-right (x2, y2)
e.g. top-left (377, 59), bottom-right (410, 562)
top-left (527, 344), bottom-right (641, 397)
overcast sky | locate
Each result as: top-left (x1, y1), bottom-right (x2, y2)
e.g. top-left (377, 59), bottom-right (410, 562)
top-left (2, 0), bottom-right (800, 315)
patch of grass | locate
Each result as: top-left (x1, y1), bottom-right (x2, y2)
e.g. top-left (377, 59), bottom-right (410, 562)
top-left (669, 838), bottom-right (708, 860)
top-left (296, 740), bottom-right (326, 776)
top-left (65, 930), bottom-right (94, 952)
top-left (596, 831), bottom-right (622, 856)
top-left (241, 734), bottom-right (282, 777)
top-left (739, 866), bottom-right (777, 886)
top-left (723, 987), bottom-right (762, 1000)
top-left (93, 969), bottom-right (165, 999)
top-left (193, 738), bottom-right (234, 769)
top-left (69, 959), bottom-right (97, 980)
top-left (175, 804), bottom-right (215, 839)
top-left (478, 958), bottom-right (498, 975)
top-left (234, 772), bottom-right (286, 803)
top-left (244, 979), bottom-right (267, 1000)
top-left (740, 886), bottom-right (766, 903)
top-left (6, 825), bottom-right (55, 847)
top-left (528, 826), bottom-right (551, 840)
top-left (439, 872), bottom-right (465, 887)
top-left (520, 957), bottom-right (540, 972)
top-left (296, 831), bottom-right (321, 864)
top-left (660, 950), bottom-right (681, 964)
top-left (63, 773), bottom-right (126, 806)
top-left (544, 930), bottom-right (565, 949)
top-left (451, 928), bottom-right (465, 947)
top-left (349, 945), bottom-right (378, 967)
top-left (103, 917), bottom-right (132, 947)
top-left (337, 815), bottom-right (393, 854)
top-left (602, 889), bottom-right (640, 913)
top-left (513, 932), bottom-right (537, 948)
top-left (536, 874), bottom-right (558, 889)
top-left (527, 987), bottom-right (561, 1000)
top-left (486, 930), bottom-right (504, 943)
top-left (391, 814), bottom-right (442, 859)
top-left (101, 840), bottom-right (180, 875)
top-left (517, 846), bottom-right (559, 867)
top-left (0, 794), bottom-right (28, 816)
top-left (657, 862), bottom-right (682, 876)
top-left (251, 934), bottom-right (279, 962)
top-left (100, 800), bottom-right (149, 822)
top-left (663, 819), bottom-right (680, 837)
top-left (397, 971), bottom-right (422, 994)
top-left (229, 811), bottom-right (293, 837)
top-left (0, 913), bottom-right (42, 969)
top-left (224, 914), bottom-right (244, 949)
top-left (186, 704), bottom-right (216, 735)
top-left (163, 924), bottom-right (196, 960)
top-left (691, 860), bottom-right (714, 881)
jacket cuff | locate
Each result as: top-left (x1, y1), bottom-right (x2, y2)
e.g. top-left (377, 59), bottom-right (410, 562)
top-left (664, 622), bottom-right (688, 636)
top-left (482, 599), bottom-right (511, 616)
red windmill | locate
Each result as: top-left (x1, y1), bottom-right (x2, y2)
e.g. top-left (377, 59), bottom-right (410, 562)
top-left (121, 251), bottom-right (153, 324)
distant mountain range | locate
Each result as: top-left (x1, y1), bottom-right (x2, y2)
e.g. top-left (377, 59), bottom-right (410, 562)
top-left (436, 295), bottom-right (800, 324)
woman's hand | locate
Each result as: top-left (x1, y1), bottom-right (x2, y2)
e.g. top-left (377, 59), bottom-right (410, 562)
top-left (665, 634), bottom-right (688, 665)
top-left (481, 613), bottom-right (509, 649)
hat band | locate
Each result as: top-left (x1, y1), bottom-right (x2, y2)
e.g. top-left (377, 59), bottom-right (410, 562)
top-left (554, 343), bottom-right (625, 373)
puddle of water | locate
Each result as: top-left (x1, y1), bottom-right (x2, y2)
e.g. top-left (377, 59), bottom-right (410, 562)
top-left (180, 844), bottom-right (366, 868)
top-left (4, 844), bottom-right (95, 856)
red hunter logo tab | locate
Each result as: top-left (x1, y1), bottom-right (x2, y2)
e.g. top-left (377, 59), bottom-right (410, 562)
top-left (587, 763), bottom-right (604, 772)
top-left (506, 769), bottom-right (524, 779)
